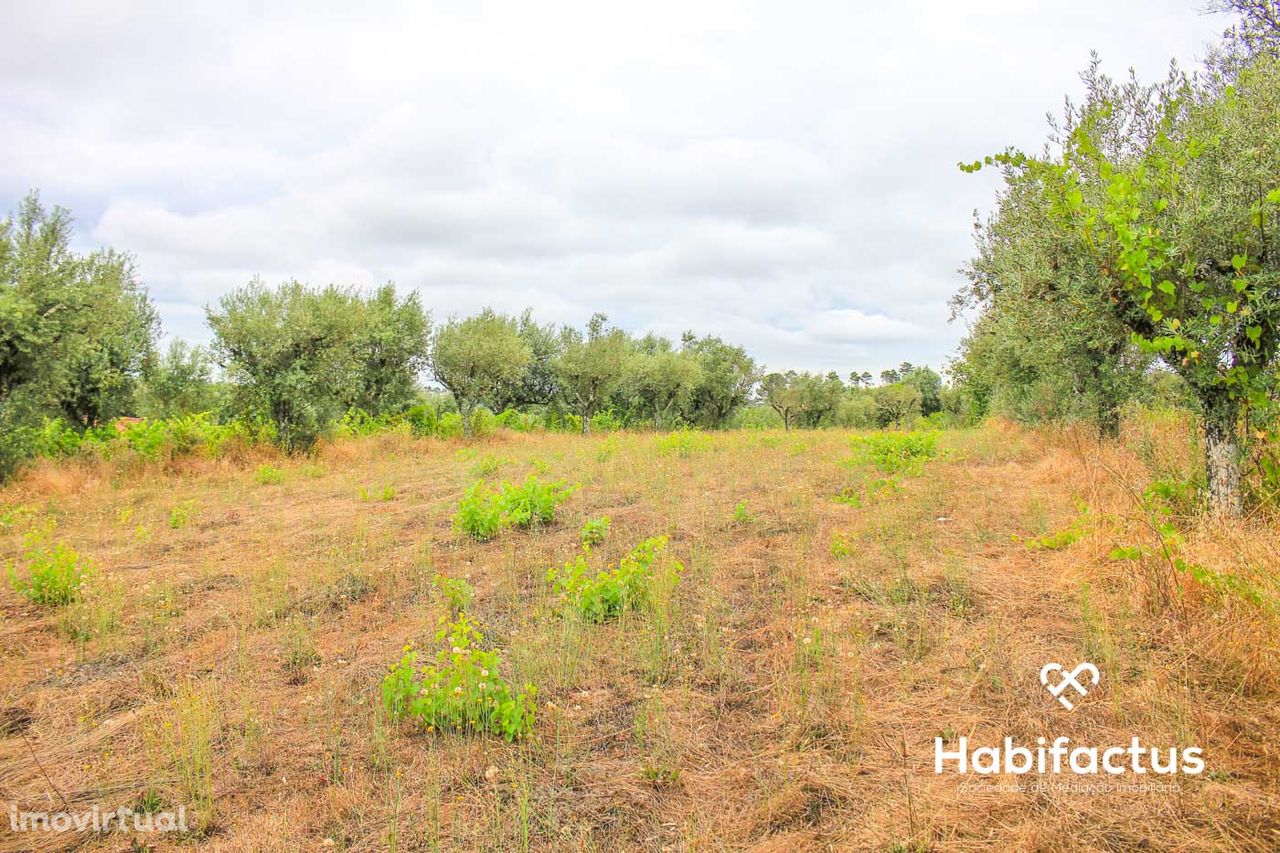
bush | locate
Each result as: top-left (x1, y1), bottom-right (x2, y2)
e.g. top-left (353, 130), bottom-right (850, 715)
top-left (255, 464), bottom-right (285, 485)
top-left (403, 404), bottom-right (438, 437)
top-left (850, 431), bottom-right (939, 475)
top-left (656, 429), bottom-right (713, 457)
top-left (453, 476), bottom-right (576, 540)
top-left (545, 411), bottom-right (582, 433)
top-left (470, 408), bottom-right (497, 438)
top-left (498, 475), bottom-right (575, 529)
top-left (580, 516), bottom-right (611, 549)
top-left (8, 523), bottom-right (94, 606)
top-left (381, 614), bottom-right (536, 741)
top-left (495, 409), bottom-right (539, 432)
top-left (453, 481), bottom-right (506, 541)
top-left (436, 412), bottom-right (465, 439)
top-left (433, 573), bottom-right (474, 614)
top-left (589, 410), bottom-right (624, 433)
top-left (547, 536), bottom-right (682, 622)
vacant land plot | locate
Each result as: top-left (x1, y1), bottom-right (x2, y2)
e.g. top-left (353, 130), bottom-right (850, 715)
top-left (2, 422), bottom-right (1278, 851)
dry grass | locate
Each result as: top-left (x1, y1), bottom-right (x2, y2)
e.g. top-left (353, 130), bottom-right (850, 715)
top-left (1, 422), bottom-right (1278, 851)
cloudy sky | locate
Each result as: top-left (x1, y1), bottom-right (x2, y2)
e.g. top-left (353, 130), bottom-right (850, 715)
top-left (1, 1), bottom-right (1225, 375)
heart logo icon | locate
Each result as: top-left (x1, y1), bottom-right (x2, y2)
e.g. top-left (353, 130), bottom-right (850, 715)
top-left (1039, 662), bottom-right (1100, 710)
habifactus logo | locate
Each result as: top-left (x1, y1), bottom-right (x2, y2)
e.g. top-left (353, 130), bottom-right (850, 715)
top-left (934, 662), bottom-right (1204, 776)
top-left (934, 735), bottom-right (1204, 775)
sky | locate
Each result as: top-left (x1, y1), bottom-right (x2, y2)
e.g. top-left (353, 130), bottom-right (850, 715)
top-left (0, 1), bottom-right (1228, 376)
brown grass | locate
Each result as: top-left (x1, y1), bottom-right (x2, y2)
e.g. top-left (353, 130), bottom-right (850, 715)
top-left (0, 422), bottom-right (1277, 851)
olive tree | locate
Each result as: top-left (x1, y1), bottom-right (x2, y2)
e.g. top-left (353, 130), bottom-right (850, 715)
top-left (760, 370), bottom-right (843, 430)
top-left (137, 339), bottom-right (222, 418)
top-left (964, 52), bottom-right (1280, 515)
top-left (1, 192), bottom-right (157, 473)
top-left (208, 280), bottom-right (367, 451)
top-left (431, 309), bottom-right (531, 434)
top-left (554, 313), bottom-right (632, 434)
top-left (344, 284), bottom-right (431, 416)
top-left (680, 333), bottom-right (758, 428)
top-left (627, 337), bottom-right (702, 429)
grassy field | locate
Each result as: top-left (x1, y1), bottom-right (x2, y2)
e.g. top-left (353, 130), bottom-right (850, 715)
top-left (1, 421), bottom-right (1278, 851)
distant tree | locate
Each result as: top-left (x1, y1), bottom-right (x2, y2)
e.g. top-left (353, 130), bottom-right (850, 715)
top-left (796, 371), bottom-right (846, 427)
top-left (848, 371), bottom-right (874, 388)
top-left (680, 333), bottom-right (758, 428)
top-left (629, 339), bottom-right (702, 429)
top-left (208, 279), bottom-right (367, 452)
top-left (760, 372), bottom-right (804, 430)
top-left (899, 365), bottom-right (944, 417)
top-left (760, 371), bottom-right (844, 429)
top-left (1, 192), bottom-right (157, 470)
top-left (879, 368), bottom-right (900, 385)
top-left (432, 309), bottom-right (531, 435)
top-left (343, 284), bottom-right (431, 416)
top-left (137, 339), bottom-right (221, 418)
top-left (555, 313), bottom-right (632, 434)
top-left (57, 249), bottom-right (158, 428)
top-left (874, 383), bottom-right (923, 428)
top-left (493, 308), bottom-right (561, 410)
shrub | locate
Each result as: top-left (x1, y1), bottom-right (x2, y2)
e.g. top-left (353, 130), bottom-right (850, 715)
top-left (359, 485), bottom-right (397, 502)
top-left (580, 516), bottom-right (611, 549)
top-left (589, 410), bottom-right (624, 433)
top-left (471, 455), bottom-right (507, 477)
top-left (470, 408), bottom-right (497, 438)
top-left (169, 500), bottom-right (198, 529)
top-left (436, 412), bottom-right (465, 439)
top-left (433, 573), bottom-right (474, 614)
top-left (850, 431), bottom-right (939, 475)
top-left (381, 614), bottom-right (536, 741)
top-left (498, 475), bottom-right (575, 529)
top-left (547, 536), bottom-right (682, 622)
top-left (8, 524), bottom-right (94, 606)
top-left (255, 464), bottom-right (285, 485)
top-left (656, 429), bottom-right (712, 457)
top-left (453, 481), bottom-right (505, 541)
top-left (495, 409), bottom-right (539, 432)
top-left (403, 404), bottom-right (438, 437)
top-left (732, 500), bottom-right (755, 525)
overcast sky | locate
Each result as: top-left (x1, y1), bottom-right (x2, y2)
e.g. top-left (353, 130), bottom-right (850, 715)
top-left (1, 1), bottom-right (1226, 375)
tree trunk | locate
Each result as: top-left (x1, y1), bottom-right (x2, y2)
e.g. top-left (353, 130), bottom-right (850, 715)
top-left (1097, 403), bottom-right (1120, 440)
top-left (581, 409), bottom-right (591, 435)
top-left (461, 401), bottom-right (474, 436)
top-left (1203, 395), bottom-right (1242, 518)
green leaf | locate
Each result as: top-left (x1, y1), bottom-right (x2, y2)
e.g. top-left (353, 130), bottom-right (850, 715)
top-left (1232, 254), bottom-right (1247, 271)
top-left (1157, 281), bottom-right (1176, 296)
top-left (1246, 325), bottom-right (1262, 345)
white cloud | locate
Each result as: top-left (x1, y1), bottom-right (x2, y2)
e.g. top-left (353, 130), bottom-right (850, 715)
top-left (0, 0), bottom-right (1226, 373)
top-left (806, 309), bottom-right (928, 344)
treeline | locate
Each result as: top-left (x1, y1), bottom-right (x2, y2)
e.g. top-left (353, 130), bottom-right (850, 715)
top-left (0, 195), bottom-right (958, 477)
top-left (949, 0), bottom-right (1280, 515)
